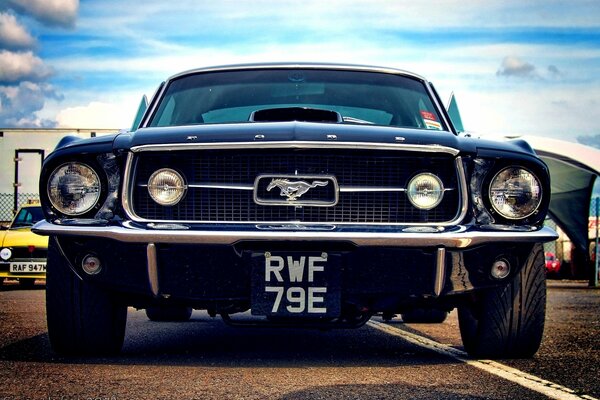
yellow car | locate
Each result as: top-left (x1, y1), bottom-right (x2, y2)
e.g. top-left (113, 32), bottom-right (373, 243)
top-left (0, 204), bottom-right (48, 287)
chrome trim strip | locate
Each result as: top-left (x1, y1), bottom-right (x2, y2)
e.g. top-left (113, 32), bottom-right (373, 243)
top-left (138, 183), bottom-right (456, 193)
top-left (344, 186), bottom-right (453, 193)
top-left (138, 183), bottom-right (255, 191)
top-left (147, 243), bottom-right (159, 297)
top-left (434, 248), bottom-right (446, 296)
top-left (425, 81), bottom-right (454, 134)
top-left (122, 152), bottom-right (136, 220)
top-left (33, 221), bottom-right (558, 249)
top-left (339, 187), bottom-right (407, 193)
top-left (456, 157), bottom-right (469, 225)
top-left (122, 154), bottom-right (469, 227)
top-left (140, 183), bottom-right (454, 193)
top-left (130, 141), bottom-right (460, 156)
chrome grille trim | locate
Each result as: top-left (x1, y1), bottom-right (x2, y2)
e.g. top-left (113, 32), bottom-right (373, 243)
top-left (136, 183), bottom-right (454, 193)
top-left (122, 146), bottom-right (469, 227)
top-left (130, 141), bottom-right (460, 156)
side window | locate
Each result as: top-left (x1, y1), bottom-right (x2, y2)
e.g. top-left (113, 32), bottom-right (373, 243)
top-left (155, 97), bottom-right (176, 127)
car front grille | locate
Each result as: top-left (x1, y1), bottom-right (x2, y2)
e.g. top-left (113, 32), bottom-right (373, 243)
top-left (128, 148), bottom-right (462, 224)
top-left (6, 247), bottom-right (47, 259)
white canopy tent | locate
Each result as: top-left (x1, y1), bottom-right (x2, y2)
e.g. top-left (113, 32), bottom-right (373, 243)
top-left (514, 136), bottom-right (600, 255)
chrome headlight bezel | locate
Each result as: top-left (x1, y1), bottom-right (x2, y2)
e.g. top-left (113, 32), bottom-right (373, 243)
top-left (147, 168), bottom-right (187, 206)
top-left (407, 172), bottom-right (445, 210)
top-left (46, 162), bottom-right (103, 217)
top-left (488, 166), bottom-right (543, 220)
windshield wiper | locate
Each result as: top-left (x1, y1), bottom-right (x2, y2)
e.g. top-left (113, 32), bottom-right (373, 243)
top-left (342, 116), bottom-right (374, 125)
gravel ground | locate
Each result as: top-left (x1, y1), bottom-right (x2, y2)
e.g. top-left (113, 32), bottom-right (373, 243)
top-left (0, 280), bottom-right (597, 399)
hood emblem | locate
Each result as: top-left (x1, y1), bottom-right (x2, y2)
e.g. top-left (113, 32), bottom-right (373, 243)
top-left (267, 179), bottom-right (329, 201)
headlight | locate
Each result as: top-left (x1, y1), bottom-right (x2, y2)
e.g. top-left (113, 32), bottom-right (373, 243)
top-left (407, 173), bottom-right (444, 210)
top-left (0, 248), bottom-right (11, 261)
top-left (47, 162), bottom-right (101, 216)
top-left (489, 167), bottom-right (542, 220)
top-left (147, 168), bottom-right (187, 206)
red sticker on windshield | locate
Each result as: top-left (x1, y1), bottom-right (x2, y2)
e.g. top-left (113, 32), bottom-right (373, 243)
top-left (420, 110), bottom-right (437, 121)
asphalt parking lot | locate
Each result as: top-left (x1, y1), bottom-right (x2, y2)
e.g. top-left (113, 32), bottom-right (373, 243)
top-left (0, 280), bottom-right (598, 400)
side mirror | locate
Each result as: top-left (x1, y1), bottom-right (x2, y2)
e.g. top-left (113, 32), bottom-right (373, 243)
top-left (130, 95), bottom-right (148, 132)
top-left (446, 92), bottom-right (465, 133)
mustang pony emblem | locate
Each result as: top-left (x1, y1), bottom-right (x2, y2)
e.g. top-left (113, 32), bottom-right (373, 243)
top-left (267, 179), bottom-right (329, 201)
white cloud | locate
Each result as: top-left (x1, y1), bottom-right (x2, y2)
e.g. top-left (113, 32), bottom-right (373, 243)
top-left (453, 86), bottom-right (600, 139)
top-left (56, 100), bottom-right (137, 129)
top-left (0, 12), bottom-right (35, 49)
top-left (0, 50), bottom-right (53, 83)
top-left (0, 81), bottom-right (60, 127)
top-left (496, 56), bottom-right (538, 78)
top-left (7, 0), bottom-right (78, 28)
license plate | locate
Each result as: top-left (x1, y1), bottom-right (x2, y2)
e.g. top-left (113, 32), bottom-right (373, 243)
top-left (9, 262), bottom-right (47, 273)
top-left (251, 251), bottom-right (341, 317)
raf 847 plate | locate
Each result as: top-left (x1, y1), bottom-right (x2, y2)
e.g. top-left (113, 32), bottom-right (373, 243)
top-left (9, 262), bottom-right (47, 273)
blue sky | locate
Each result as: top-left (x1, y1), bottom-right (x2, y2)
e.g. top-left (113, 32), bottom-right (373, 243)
top-left (1, 0), bottom-right (599, 141)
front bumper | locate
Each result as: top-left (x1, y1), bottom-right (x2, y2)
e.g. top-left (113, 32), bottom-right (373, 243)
top-left (34, 221), bottom-right (557, 310)
top-left (32, 220), bottom-right (558, 248)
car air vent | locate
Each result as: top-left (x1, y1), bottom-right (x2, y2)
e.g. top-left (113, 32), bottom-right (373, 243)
top-left (250, 107), bottom-right (342, 123)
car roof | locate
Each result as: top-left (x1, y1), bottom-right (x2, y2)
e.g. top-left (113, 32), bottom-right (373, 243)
top-left (167, 62), bottom-right (428, 83)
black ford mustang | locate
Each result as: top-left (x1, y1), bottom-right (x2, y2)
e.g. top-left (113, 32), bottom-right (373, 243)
top-left (33, 63), bottom-right (557, 358)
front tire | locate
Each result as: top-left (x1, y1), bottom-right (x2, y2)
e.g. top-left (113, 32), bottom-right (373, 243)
top-left (46, 238), bottom-right (127, 355)
top-left (458, 243), bottom-right (546, 359)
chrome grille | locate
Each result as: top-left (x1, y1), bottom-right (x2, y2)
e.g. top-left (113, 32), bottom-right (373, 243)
top-left (129, 149), bottom-right (461, 224)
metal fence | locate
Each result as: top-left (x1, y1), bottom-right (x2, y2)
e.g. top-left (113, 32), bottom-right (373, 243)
top-left (0, 193), bottom-right (40, 222)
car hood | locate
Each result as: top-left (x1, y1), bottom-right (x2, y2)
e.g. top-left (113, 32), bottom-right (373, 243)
top-left (117, 122), bottom-right (470, 152)
top-left (0, 228), bottom-right (49, 249)
top-left (114, 123), bottom-right (539, 158)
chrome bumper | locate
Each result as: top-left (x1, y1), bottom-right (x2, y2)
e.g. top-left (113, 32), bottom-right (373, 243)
top-left (33, 220), bottom-right (558, 249)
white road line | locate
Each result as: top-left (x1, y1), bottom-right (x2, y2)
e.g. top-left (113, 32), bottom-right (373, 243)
top-left (368, 320), bottom-right (597, 400)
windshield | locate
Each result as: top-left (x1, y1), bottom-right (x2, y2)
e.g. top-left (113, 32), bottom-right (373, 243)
top-left (148, 69), bottom-right (446, 131)
top-left (11, 206), bottom-right (44, 229)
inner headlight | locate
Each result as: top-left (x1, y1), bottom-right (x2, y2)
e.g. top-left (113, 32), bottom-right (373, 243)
top-left (0, 248), bottom-right (11, 261)
top-left (407, 173), bottom-right (444, 210)
top-left (489, 167), bottom-right (542, 220)
top-left (47, 162), bottom-right (101, 216)
top-left (147, 168), bottom-right (187, 206)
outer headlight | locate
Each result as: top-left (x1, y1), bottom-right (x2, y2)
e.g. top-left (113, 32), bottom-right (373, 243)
top-left (407, 173), bottom-right (444, 210)
top-left (0, 248), bottom-right (11, 261)
top-left (47, 162), bottom-right (101, 216)
top-left (147, 168), bottom-right (187, 206)
top-left (489, 167), bottom-right (542, 220)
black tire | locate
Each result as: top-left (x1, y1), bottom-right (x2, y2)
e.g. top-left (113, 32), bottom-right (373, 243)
top-left (46, 238), bottom-right (127, 355)
top-left (401, 308), bottom-right (449, 323)
top-left (19, 278), bottom-right (36, 288)
top-left (458, 243), bottom-right (546, 359)
top-left (146, 306), bottom-right (192, 322)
